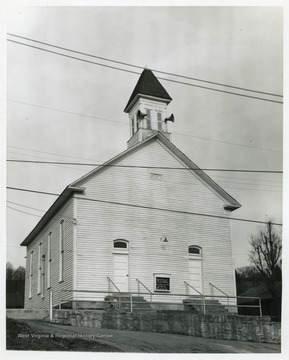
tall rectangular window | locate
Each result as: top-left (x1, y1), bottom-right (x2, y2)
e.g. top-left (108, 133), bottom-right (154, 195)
top-left (146, 109), bottom-right (151, 129)
top-left (37, 243), bottom-right (42, 294)
top-left (41, 255), bottom-right (45, 298)
top-left (59, 220), bottom-right (64, 282)
top-left (157, 112), bottom-right (163, 131)
top-left (136, 111), bottom-right (141, 131)
top-left (29, 251), bottom-right (33, 299)
top-left (47, 232), bottom-right (52, 289)
top-left (131, 116), bottom-right (135, 135)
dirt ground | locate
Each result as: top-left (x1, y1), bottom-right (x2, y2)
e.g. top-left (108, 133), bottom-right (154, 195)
top-left (8, 319), bottom-right (281, 353)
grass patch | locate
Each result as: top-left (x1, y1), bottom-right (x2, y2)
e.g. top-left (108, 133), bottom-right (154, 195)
top-left (6, 317), bottom-right (121, 352)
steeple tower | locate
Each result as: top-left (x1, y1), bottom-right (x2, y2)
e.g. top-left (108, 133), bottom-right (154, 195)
top-left (124, 69), bottom-right (173, 148)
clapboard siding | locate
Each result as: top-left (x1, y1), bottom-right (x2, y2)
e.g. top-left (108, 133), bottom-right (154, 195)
top-left (24, 199), bottom-right (75, 309)
top-left (74, 139), bottom-right (236, 302)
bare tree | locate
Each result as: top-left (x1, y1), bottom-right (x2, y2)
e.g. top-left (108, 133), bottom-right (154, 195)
top-left (249, 221), bottom-right (282, 319)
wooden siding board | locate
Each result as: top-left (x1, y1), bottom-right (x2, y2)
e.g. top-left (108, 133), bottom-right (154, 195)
top-left (74, 139), bottom-right (236, 302)
top-left (24, 199), bottom-right (75, 309)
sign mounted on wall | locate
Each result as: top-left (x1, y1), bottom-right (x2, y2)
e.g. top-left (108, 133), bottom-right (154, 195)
top-left (155, 276), bottom-right (170, 291)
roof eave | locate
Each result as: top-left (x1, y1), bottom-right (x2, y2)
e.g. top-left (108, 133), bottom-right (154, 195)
top-left (154, 133), bottom-right (241, 211)
top-left (124, 93), bottom-right (172, 113)
top-left (20, 186), bottom-right (85, 247)
top-left (224, 204), bottom-right (241, 212)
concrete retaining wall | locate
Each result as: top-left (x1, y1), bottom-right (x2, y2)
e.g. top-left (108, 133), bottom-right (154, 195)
top-left (53, 309), bottom-right (281, 344)
top-left (6, 309), bottom-right (49, 320)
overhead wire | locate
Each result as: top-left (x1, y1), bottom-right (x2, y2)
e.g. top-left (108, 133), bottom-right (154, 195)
top-left (6, 159), bottom-right (283, 174)
top-left (7, 144), bottom-right (105, 163)
top-left (210, 174), bottom-right (282, 184)
top-left (7, 99), bottom-right (282, 154)
top-left (7, 205), bottom-right (43, 218)
top-left (6, 186), bottom-right (283, 226)
top-left (7, 151), bottom-right (92, 172)
top-left (7, 39), bottom-right (283, 105)
top-left (7, 148), bottom-right (283, 191)
top-left (7, 33), bottom-right (283, 98)
top-left (7, 205), bottom-right (75, 225)
top-left (6, 146), bottom-right (283, 182)
top-left (215, 179), bottom-right (282, 188)
top-left (6, 200), bottom-right (75, 222)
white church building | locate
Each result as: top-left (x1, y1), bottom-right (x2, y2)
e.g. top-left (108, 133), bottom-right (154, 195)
top-left (21, 69), bottom-right (241, 311)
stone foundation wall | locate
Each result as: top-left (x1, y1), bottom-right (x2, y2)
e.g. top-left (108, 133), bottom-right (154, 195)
top-left (6, 309), bottom-right (49, 320)
top-left (52, 309), bottom-right (281, 344)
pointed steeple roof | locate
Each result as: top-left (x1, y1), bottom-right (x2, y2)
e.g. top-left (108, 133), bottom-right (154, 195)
top-left (124, 69), bottom-right (172, 113)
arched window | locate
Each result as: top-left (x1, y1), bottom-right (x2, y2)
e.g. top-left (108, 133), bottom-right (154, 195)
top-left (188, 245), bottom-right (201, 255)
top-left (113, 240), bottom-right (128, 249)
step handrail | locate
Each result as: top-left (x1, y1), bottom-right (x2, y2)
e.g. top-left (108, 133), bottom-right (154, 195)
top-left (58, 288), bottom-right (262, 315)
top-left (184, 281), bottom-right (206, 314)
top-left (136, 278), bottom-right (153, 302)
top-left (209, 282), bottom-right (229, 305)
top-left (107, 276), bottom-right (121, 293)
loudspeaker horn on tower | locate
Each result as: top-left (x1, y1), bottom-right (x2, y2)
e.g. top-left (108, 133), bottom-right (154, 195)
top-left (137, 110), bottom-right (147, 119)
top-left (164, 114), bottom-right (174, 123)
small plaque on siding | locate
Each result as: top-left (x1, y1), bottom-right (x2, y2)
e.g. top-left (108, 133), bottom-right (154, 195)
top-left (150, 173), bottom-right (163, 181)
top-left (155, 277), bottom-right (170, 291)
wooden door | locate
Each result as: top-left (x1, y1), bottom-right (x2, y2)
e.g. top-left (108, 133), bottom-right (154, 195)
top-left (113, 253), bottom-right (129, 292)
top-left (188, 258), bottom-right (203, 295)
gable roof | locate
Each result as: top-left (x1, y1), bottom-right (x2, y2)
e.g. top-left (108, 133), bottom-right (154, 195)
top-left (124, 69), bottom-right (172, 112)
top-left (21, 132), bottom-right (241, 247)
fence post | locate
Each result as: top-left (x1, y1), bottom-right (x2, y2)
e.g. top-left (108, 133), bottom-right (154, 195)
top-left (259, 298), bottom-right (262, 316)
top-left (130, 292), bottom-right (133, 313)
top-left (202, 295), bottom-right (206, 315)
top-left (49, 290), bottom-right (53, 322)
top-left (210, 283), bottom-right (214, 299)
top-left (59, 290), bottom-right (61, 310)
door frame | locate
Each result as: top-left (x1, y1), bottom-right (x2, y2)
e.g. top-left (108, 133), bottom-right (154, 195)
top-left (188, 245), bottom-right (204, 295)
top-left (112, 239), bottom-right (130, 292)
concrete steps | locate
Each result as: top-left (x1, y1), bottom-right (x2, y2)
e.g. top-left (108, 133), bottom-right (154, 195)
top-left (183, 298), bottom-right (228, 314)
top-left (104, 294), bottom-right (152, 312)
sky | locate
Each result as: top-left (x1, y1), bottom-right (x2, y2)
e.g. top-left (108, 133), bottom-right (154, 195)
top-left (4, 4), bottom-right (284, 273)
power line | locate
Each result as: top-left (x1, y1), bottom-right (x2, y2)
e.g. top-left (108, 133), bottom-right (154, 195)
top-left (7, 200), bottom-right (46, 212)
top-left (6, 201), bottom-right (274, 251)
top-left (172, 131), bottom-right (282, 153)
top-left (7, 33), bottom-right (283, 98)
top-left (7, 151), bottom-right (92, 172)
top-left (7, 99), bottom-right (127, 126)
top-left (8, 99), bottom-right (282, 154)
top-left (216, 179), bottom-right (282, 188)
top-left (7, 146), bottom-right (283, 187)
top-left (6, 159), bottom-right (283, 174)
top-left (7, 39), bottom-right (283, 105)
top-left (7, 205), bottom-right (43, 218)
top-left (6, 186), bottom-right (282, 226)
top-left (221, 186), bottom-right (281, 193)
top-left (7, 150), bottom-right (91, 171)
top-left (7, 145), bottom-right (105, 163)
top-left (7, 203), bottom-right (75, 223)
top-left (211, 174), bottom-right (282, 184)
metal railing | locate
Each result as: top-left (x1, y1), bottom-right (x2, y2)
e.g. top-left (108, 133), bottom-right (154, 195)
top-left (209, 282), bottom-right (229, 305)
top-left (107, 276), bottom-right (120, 293)
top-left (49, 290), bottom-right (53, 321)
top-left (136, 278), bottom-right (153, 302)
top-left (57, 288), bottom-right (262, 316)
top-left (184, 281), bottom-right (206, 314)
top-left (107, 277), bottom-right (122, 310)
